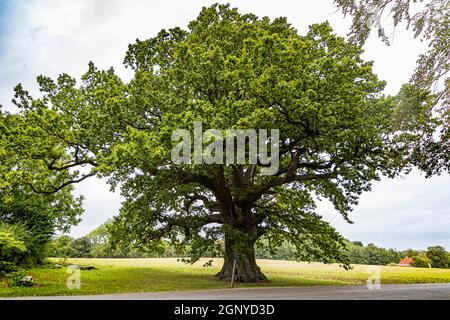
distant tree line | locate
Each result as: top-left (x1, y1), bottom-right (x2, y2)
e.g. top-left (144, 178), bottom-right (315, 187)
top-left (48, 221), bottom-right (180, 259)
top-left (406, 246), bottom-right (450, 269)
top-left (256, 239), bottom-right (402, 266)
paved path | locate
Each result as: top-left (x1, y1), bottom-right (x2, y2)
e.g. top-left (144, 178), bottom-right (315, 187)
top-left (2, 283), bottom-right (450, 300)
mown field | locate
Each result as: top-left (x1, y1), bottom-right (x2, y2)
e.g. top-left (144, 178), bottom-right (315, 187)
top-left (1, 258), bottom-right (450, 297)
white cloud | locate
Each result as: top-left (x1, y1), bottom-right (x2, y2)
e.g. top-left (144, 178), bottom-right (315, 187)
top-left (0, 0), bottom-right (448, 249)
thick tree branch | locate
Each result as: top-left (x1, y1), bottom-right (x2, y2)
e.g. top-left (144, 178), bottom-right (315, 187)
top-left (143, 213), bottom-right (224, 242)
top-left (26, 172), bottom-right (96, 194)
top-left (245, 170), bottom-right (338, 206)
top-left (46, 159), bottom-right (98, 171)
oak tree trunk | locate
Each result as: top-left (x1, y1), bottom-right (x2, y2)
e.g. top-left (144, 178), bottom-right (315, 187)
top-left (216, 233), bottom-right (267, 282)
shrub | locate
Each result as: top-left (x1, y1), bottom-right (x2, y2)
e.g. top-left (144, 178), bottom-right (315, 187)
top-left (10, 270), bottom-right (33, 287)
top-left (0, 219), bottom-right (55, 267)
top-left (411, 256), bottom-right (431, 268)
top-left (0, 187), bottom-right (82, 267)
top-left (0, 230), bottom-right (27, 275)
top-left (0, 261), bottom-right (19, 275)
top-left (387, 262), bottom-right (398, 266)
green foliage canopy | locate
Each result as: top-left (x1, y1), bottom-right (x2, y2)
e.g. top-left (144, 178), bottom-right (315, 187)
top-left (426, 245), bottom-right (448, 268)
top-left (0, 229), bottom-right (26, 274)
top-left (0, 102), bottom-right (84, 267)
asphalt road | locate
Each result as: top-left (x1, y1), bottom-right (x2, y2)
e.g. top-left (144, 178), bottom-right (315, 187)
top-left (2, 283), bottom-right (450, 300)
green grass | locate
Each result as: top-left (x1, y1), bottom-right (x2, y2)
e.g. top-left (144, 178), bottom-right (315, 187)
top-left (1, 258), bottom-right (449, 297)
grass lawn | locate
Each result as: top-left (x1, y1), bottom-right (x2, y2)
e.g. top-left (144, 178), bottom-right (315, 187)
top-left (1, 258), bottom-right (449, 297)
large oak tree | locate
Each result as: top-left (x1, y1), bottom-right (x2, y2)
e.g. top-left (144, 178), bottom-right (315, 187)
top-left (2, 4), bottom-right (436, 281)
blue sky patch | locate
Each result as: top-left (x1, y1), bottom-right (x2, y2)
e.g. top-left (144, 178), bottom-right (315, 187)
top-left (0, 0), bottom-right (12, 55)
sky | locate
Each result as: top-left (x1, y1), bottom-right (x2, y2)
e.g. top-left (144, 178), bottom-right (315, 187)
top-left (0, 0), bottom-right (448, 250)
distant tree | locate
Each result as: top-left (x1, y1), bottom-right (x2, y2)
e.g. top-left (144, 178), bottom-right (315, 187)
top-left (352, 241), bottom-right (364, 247)
top-left (87, 222), bottom-right (110, 246)
top-left (86, 223), bottom-right (111, 258)
top-left (404, 248), bottom-right (419, 258)
top-left (48, 235), bottom-right (77, 258)
top-left (426, 245), bottom-right (448, 268)
top-left (411, 255), bottom-right (431, 268)
top-left (72, 237), bottom-right (92, 258)
top-left (346, 242), bottom-right (402, 265)
top-left (84, 221), bottom-right (141, 258)
top-left (255, 237), bottom-right (297, 260)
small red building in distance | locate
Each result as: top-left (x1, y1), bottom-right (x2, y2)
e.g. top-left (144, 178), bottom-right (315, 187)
top-left (398, 257), bottom-right (413, 266)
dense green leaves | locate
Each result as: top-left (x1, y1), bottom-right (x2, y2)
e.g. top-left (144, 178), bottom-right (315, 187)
top-left (426, 245), bottom-right (449, 268)
top-left (0, 228), bottom-right (26, 274)
top-left (346, 242), bottom-right (402, 265)
top-left (0, 106), bottom-right (84, 268)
